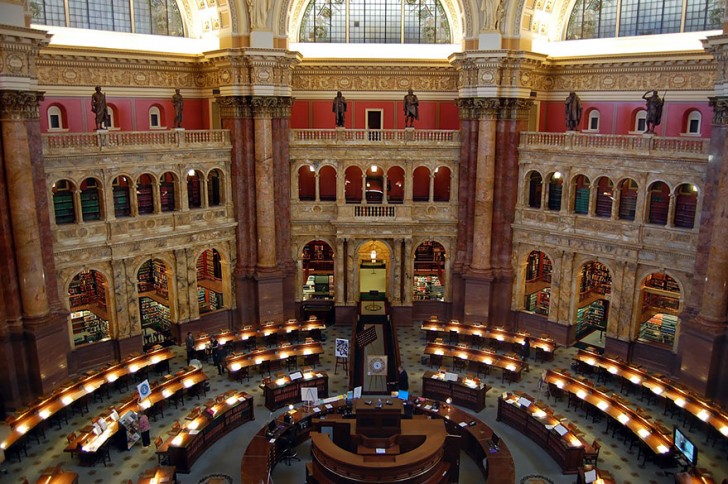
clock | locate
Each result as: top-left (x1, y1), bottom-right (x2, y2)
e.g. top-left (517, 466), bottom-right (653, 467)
top-left (368, 355), bottom-right (387, 376)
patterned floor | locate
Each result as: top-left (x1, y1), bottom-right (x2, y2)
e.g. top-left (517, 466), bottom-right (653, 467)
top-left (1, 321), bottom-right (727, 483)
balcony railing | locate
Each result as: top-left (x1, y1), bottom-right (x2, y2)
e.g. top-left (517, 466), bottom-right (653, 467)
top-left (519, 132), bottom-right (709, 159)
top-left (42, 130), bottom-right (231, 154)
top-left (291, 129), bottom-right (459, 144)
top-left (354, 205), bottom-right (396, 218)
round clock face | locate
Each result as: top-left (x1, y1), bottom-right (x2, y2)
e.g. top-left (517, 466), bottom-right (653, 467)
top-left (370, 357), bottom-right (384, 374)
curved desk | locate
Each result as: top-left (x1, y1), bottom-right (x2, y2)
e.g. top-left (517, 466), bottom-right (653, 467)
top-left (414, 397), bottom-right (516, 484)
top-left (308, 419), bottom-right (452, 484)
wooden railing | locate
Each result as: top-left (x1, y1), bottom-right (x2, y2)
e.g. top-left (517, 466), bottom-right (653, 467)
top-left (42, 129), bottom-right (231, 153)
top-left (519, 132), bottom-right (709, 159)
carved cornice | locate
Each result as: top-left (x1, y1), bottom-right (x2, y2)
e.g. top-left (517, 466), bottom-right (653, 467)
top-left (0, 90), bottom-right (43, 120)
top-left (217, 96), bottom-right (252, 119)
top-left (0, 25), bottom-right (51, 83)
top-left (709, 97), bottom-right (728, 125)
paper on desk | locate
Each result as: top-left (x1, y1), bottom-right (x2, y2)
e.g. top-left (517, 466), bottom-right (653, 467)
top-left (375, 448), bottom-right (385, 454)
top-left (459, 422), bottom-right (468, 427)
top-left (325, 404), bottom-right (333, 409)
top-left (313, 407), bottom-right (321, 412)
top-left (269, 438), bottom-right (276, 443)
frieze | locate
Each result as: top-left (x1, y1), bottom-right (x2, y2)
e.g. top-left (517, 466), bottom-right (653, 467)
top-left (0, 26), bottom-right (50, 81)
top-left (292, 64), bottom-right (458, 92)
top-left (0, 90), bottom-right (43, 120)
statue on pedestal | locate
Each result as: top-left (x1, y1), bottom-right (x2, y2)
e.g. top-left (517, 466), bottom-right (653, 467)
top-left (642, 90), bottom-right (665, 134)
top-left (404, 89), bottom-right (419, 127)
top-left (333, 91), bottom-right (347, 127)
top-left (565, 91), bottom-right (582, 131)
top-left (91, 86), bottom-right (108, 130)
top-left (172, 89), bottom-right (183, 128)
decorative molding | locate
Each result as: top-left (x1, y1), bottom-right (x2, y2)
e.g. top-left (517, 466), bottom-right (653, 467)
top-left (0, 90), bottom-right (43, 120)
top-left (292, 64), bottom-right (458, 92)
top-left (709, 96), bottom-right (728, 125)
top-left (217, 95), bottom-right (252, 118)
top-left (0, 25), bottom-right (51, 82)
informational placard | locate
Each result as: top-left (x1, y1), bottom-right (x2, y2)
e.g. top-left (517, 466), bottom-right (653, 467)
top-left (353, 386), bottom-right (362, 399)
top-left (301, 387), bottom-right (319, 405)
top-left (356, 325), bottom-right (378, 348)
top-left (137, 379), bottom-right (151, 400)
top-left (335, 338), bottom-right (350, 358)
top-left (367, 355), bottom-right (387, 376)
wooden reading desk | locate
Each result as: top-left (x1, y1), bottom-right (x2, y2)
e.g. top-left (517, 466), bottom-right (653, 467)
top-left (423, 342), bottom-right (525, 382)
top-left (421, 370), bottom-right (489, 412)
top-left (225, 341), bottom-right (324, 375)
top-left (35, 465), bottom-right (79, 484)
top-left (262, 370), bottom-right (328, 411)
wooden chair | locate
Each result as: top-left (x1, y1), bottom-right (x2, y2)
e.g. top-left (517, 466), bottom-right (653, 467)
top-left (154, 436), bottom-right (168, 465)
top-left (583, 439), bottom-right (600, 466)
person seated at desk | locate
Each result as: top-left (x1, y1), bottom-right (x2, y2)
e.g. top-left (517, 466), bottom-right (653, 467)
top-left (398, 365), bottom-right (409, 391)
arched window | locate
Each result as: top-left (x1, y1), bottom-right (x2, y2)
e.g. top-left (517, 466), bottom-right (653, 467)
top-left (320, 166), bottom-right (337, 201)
top-left (149, 106), bottom-right (162, 129)
top-left (112, 176), bottom-right (131, 217)
top-left (299, 165), bottom-right (317, 201)
top-left (686, 111), bottom-right (702, 135)
top-left (344, 166), bottom-right (363, 203)
top-left (572, 175), bottom-right (591, 214)
top-left (433, 166), bottom-right (451, 202)
top-left (674, 183), bottom-right (698, 229)
top-left (80, 178), bottom-right (103, 221)
top-left (547, 172), bottom-right (563, 211)
top-left (137, 174), bottom-right (154, 215)
top-left (207, 170), bottom-right (223, 206)
top-left (105, 105), bottom-right (117, 129)
top-left (586, 110), bottom-right (600, 132)
top-left (647, 181), bottom-right (670, 225)
top-left (31, 0), bottom-right (184, 36)
top-left (595, 177), bottom-right (614, 217)
top-left (618, 179), bottom-right (638, 221)
top-left (47, 105), bottom-right (64, 130)
top-left (527, 172), bottom-right (542, 208)
top-left (160, 172), bottom-right (177, 212)
top-left (52, 180), bottom-right (76, 224)
top-left (387, 166), bottom-right (405, 204)
top-left (187, 169), bottom-right (202, 209)
top-left (634, 111), bottom-right (647, 133)
top-left (412, 166), bottom-right (430, 202)
top-left (300, 0), bottom-right (451, 44)
top-left (566, 0), bottom-right (723, 39)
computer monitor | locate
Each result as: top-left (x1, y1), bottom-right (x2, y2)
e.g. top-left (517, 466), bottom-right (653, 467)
top-left (267, 420), bottom-right (277, 433)
top-left (491, 433), bottom-right (500, 447)
top-left (673, 426), bottom-right (698, 467)
top-left (397, 390), bottom-right (409, 401)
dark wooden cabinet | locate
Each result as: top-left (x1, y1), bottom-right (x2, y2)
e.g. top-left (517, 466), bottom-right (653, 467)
top-left (421, 372), bottom-right (488, 412)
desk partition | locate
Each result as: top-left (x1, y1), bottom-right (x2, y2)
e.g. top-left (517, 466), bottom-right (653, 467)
top-left (420, 320), bottom-right (555, 356)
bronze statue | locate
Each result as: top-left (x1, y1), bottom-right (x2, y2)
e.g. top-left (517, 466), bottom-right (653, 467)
top-left (172, 89), bottom-right (183, 128)
top-left (565, 91), bottom-right (582, 131)
top-left (642, 90), bottom-right (664, 134)
top-left (333, 91), bottom-right (347, 127)
top-left (404, 89), bottom-right (419, 127)
top-left (91, 86), bottom-right (108, 130)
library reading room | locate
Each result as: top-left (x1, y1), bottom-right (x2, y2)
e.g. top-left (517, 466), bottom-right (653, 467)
top-left (2, 0), bottom-right (728, 483)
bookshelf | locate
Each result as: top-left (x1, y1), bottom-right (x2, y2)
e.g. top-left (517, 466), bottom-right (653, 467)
top-left (674, 192), bottom-right (696, 229)
top-left (188, 177), bottom-right (201, 208)
top-left (579, 263), bottom-right (611, 297)
top-left (414, 276), bottom-right (443, 301)
top-left (618, 192), bottom-right (637, 220)
top-left (152, 259), bottom-right (169, 299)
top-left (574, 187), bottom-right (589, 214)
top-left (113, 185), bottom-right (131, 217)
top-left (595, 191), bottom-right (612, 217)
top-left (648, 193), bottom-right (669, 225)
top-left (139, 296), bottom-right (171, 332)
top-left (575, 300), bottom-right (607, 339)
top-left (137, 184), bottom-right (154, 214)
top-left (160, 182), bottom-right (175, 212)
top-left (81, 190), bottom-right (101, 221)
top-left (69, 269), bottom-right (110, 345)
top-left (53, 191), bottom-right (75, 224)
top-left (547, 184), bottom-right (562, 210)
top-left (638, 313), bottom-right (677, 346)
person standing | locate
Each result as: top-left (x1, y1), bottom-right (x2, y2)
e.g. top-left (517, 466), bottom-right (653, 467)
top-left (522, 337), bottom-right (531, 360)
top-left (186, 331), bottom-right (195, 365)
top-left (332, 91), bottom-right (347, 127)
top-left (138, 411), bottom-right (151, 447)
top-left (404, 89), bottom-right (419, 127)
top-left (214, 340), bottom-right (226, 375)
top-left (398, 365), bottom-right (409, 391)
top-left (91, 86), bottom-right (108, 130)
top-left (172, 88), bottom-right (183, 128)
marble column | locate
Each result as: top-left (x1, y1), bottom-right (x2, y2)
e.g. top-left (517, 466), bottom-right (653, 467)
top-left (676, 96), bottom-right (728, 400)
top-left (470, 99), bottom-right (500, 273)
top-left (218, 96), bottom-right (258, 326)
top-left (252, 96), bottom-right (278, 270)
top-left (335, 238), bottom-right (346, 306)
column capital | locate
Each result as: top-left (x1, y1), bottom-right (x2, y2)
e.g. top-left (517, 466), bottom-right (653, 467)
top-left (499, 98), bottom-right (534, 120)
top-left (251, 96), bottom-right (292, 118)
top-left (473, 98), bottom-right (501, 119)
top-left (0, 90), bottom-right (43, 120)
top-left (217, 95), bottom-right (252, 119)
top-left (709, 96), bottom-right (728, 125)
top-left (457, 98), bottom-right (477, 120)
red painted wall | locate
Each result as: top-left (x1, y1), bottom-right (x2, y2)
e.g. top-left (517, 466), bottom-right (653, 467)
top-left (40, 96), bottom-right (209, 133)
top-left (539, 99), bottom-right (712, 138)
top-left (291, 99), bottom-right (460, 130)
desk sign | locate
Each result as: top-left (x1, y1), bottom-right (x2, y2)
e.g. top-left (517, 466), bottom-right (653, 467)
top-left (137, 379), bottom-right (151, 400)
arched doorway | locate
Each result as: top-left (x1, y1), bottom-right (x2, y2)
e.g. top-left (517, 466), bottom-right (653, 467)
top-left (413, 241), bottom-right (446, 301)
top-left (637, 272), bottom-right (681, 348)
top-left (302, 240), bottom-right (335, 300)
top-left (68, 269), bottom-right (110, 347)
top-left (358, 240), bottom-right (390, 300)
top-left (137, 258), bottom-right (173, 346)
top-left (196, 248), bottom-right (224, 313)
top-left (523, 250), bottom-right (552, 315)
top-left (575, 260), bottom-right (612, 348)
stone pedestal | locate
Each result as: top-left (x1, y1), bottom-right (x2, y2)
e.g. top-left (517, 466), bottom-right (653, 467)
top-left (256, 271), bottom-right (285, 323)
